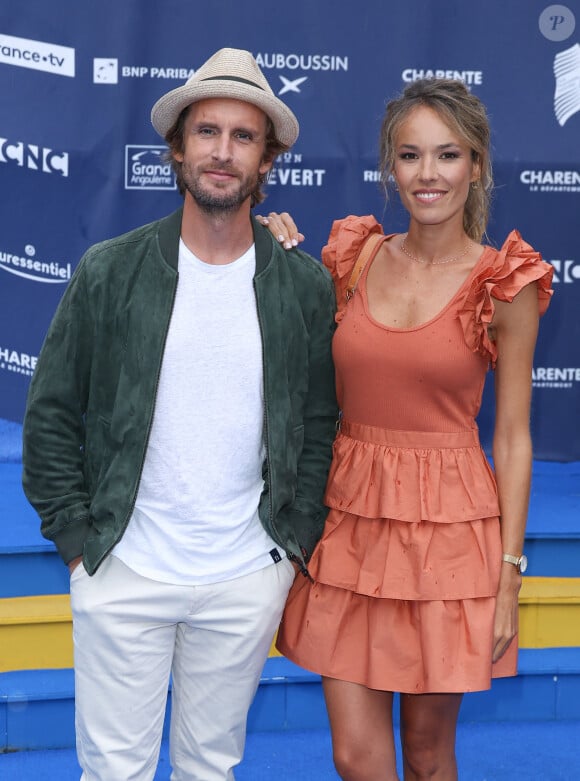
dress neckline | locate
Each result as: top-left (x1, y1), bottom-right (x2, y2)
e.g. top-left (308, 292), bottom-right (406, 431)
top-left (359, 234), bottom-right (493, 333)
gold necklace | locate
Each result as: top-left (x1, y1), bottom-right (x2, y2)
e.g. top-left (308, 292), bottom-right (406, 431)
top-left (400, 234), bottom-right (470, 266)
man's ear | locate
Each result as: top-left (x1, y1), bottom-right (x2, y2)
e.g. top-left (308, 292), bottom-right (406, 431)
top-left (259, 158), bottom-right (273, 177)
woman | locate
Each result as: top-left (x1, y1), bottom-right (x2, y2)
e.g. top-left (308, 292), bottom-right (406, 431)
top-left (260, 78), bottom-right (553, 781)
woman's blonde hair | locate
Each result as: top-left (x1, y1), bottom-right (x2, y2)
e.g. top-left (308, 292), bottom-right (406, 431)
top-left (379, 78), bottom-right (493, 242)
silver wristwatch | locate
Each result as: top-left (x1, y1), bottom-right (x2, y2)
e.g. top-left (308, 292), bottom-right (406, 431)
top-left (502, 553), bottom-right (528, 574)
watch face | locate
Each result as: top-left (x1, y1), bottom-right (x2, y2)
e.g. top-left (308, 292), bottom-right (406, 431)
top-left (519, 554), bottom-right (528, 574)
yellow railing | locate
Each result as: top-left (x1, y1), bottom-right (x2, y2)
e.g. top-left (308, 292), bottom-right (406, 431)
top-left (1, 577), bottom-right (579, 672)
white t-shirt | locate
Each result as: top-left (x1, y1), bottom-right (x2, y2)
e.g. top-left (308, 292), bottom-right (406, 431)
top-left (113, 239), bottom-right (279, 584)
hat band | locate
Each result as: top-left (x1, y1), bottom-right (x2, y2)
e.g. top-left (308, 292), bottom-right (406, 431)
top-left (200, 75), bottom-right (265, 91)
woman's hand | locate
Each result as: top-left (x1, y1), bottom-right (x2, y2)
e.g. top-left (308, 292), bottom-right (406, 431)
top-left (256, 211), bottom-right (305, 250)
top-left (491, 561), bottom-right (522, 662)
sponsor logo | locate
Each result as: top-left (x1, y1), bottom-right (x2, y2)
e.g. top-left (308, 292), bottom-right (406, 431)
top-left (0, 244), bottom-right (71, 283)
top-left (0, 137), bottom-right (69, 177)
top-left (519, 168), bottom-right (580, 192)
top-left (279, 75), bottom-right (308, 94)
top-left (401, 69), bottom-right (483, 85)
top-left (93, 52), bottom-right (347, 96)
top-left (94, 58), bottom-right (118, 84)
top-left (553, 43), bottom-right (580, 125)
top-left (363, 170), bottom-right (381, 183)
top-left (94, 58), bottom-right (194, 84)
top-left (122, 66), bottom-right (194, 79)
top-left (533, 366), bottom-right (580, 389)
top-left (0, 345), bottom-right (37, 377)
top-left (549, 258), bottom-right (580, 283)
top-left (268, 152), bottom-right (325, 187)
top-left (0, 33), bottom-right (75, 77)
top-left (255, 53), bottom-right (348, 96)
top-left (125, 146), bottom-right (176, 191)
top-left (255, 53), bottom-right (348, 71)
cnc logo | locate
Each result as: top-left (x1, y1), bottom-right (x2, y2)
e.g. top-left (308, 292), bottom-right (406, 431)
top-left (401, 68), bottom-right (483, 86)
top-left (0, 344), bottom-right (37, 378)
top-left (0, 137), bottom-right (69, 177)
top-left (0, 243), bottom-right (72, 283)
top-left (549, 257), bottom-right (580, 283)
top-left (533, 366), bottom-right (580, 389)
top-left (268, 151), bottom-right (326, 187)
top-left (125, 146), bottom-right (176, 191)
top-left (0, 33), bottom-right (75, 77)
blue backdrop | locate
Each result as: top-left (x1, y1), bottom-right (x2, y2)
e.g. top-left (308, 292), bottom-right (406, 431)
top-left (1, 0), bottom-right (579, 460)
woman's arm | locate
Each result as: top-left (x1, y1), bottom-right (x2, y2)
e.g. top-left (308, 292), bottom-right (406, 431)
top-left (489, 281), bottom-right (540, 662)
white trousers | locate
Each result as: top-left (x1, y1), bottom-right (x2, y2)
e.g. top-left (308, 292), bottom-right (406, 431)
top-left (69, 554), bottom-right (295, 781)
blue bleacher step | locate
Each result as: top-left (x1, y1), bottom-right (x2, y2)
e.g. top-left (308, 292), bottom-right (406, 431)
top-left (525, 461), bottom-right (580, 577)
top-left (0, 463), bottom-right (70, 597)
top-left (2, 651), bottom-right (580, 751)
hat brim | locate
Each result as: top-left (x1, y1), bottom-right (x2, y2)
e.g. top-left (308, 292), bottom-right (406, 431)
top-left (151, 80), bottom-right (299, 147)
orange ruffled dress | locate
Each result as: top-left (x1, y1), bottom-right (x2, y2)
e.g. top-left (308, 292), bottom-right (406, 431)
top-left (276, 216), bottom-right (553, 694)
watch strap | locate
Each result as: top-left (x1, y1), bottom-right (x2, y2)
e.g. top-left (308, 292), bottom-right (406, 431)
top-left (502, 553), bottom-right (521, 567)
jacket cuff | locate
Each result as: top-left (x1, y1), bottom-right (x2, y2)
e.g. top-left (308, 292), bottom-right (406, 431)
top-left (49, 514), bottom-right (92, 565)
top-left (280, 505), bottom-right (328, 562)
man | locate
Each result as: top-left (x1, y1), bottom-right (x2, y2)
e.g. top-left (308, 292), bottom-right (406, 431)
top-left (22, 48), bottom-right (337, 780)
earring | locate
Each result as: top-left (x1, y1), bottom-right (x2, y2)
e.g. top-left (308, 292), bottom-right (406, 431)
top-left (471, 181), bottom-right (479, 190)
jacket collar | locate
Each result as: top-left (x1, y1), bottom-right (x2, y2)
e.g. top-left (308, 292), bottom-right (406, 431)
top-left (157, 207), bottom-right (183, 271)
top-left (156, 206), bottom-right (275, 275)
top-left (251, 213), bottom-right (275, 275)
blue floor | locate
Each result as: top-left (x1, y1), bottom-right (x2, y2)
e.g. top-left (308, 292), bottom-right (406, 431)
top-left (1, 721), bottom-right (579, 780)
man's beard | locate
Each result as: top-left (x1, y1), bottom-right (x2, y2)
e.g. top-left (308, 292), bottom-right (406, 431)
top-left (182, 163), bottom-right (259, 214)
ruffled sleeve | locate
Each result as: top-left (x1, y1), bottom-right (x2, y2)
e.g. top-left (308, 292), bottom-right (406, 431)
top-left (458, 229), bottom-right (554, 368)
top-left (322, 215), bottom-right (384, 323)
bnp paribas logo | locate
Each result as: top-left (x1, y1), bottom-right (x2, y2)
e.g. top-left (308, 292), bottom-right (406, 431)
top-left (538, 5), bottom-right (580, 126)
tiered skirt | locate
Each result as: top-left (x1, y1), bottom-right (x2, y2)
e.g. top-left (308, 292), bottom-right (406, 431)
top-left (276, 420), bottom-right (518, 693)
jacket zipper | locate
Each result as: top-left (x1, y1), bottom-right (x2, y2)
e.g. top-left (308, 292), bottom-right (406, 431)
top-left (254, 275), bottom-right (311, 581)
top-left (254, 276), bottom-right (275, 536)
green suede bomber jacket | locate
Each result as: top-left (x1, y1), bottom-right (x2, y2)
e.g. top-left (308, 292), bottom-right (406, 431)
top-left (22, 208), bottom-right (338, 576)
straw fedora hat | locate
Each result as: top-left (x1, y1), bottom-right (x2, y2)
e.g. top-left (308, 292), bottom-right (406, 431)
top-left (151, 47), bottom-right (299, 147)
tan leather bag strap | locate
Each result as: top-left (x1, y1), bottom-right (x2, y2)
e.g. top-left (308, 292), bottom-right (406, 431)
top-left (345, 232), bottom-right (386, 301)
